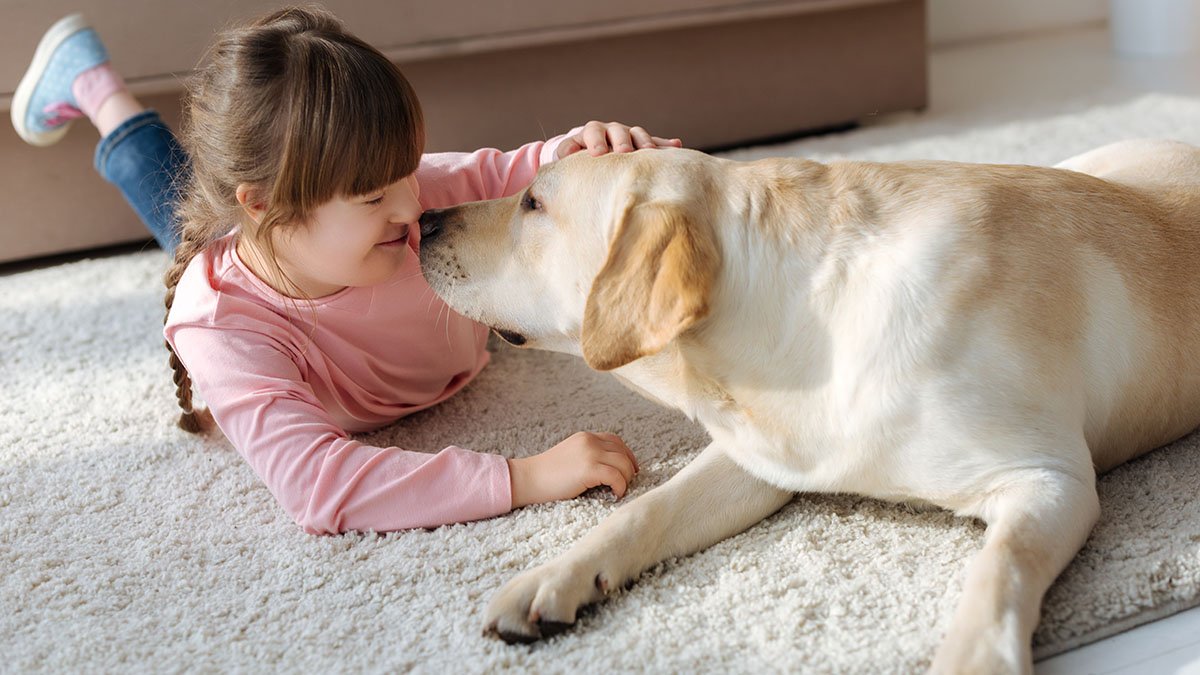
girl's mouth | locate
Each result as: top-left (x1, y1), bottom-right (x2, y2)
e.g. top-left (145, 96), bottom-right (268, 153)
top-left (378, 225), bottom-right (410, 247)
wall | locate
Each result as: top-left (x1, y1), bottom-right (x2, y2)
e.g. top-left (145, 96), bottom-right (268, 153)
top-left (929, 0), bottom-right (1107, 45)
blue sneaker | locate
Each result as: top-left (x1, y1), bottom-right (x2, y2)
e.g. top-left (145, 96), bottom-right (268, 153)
top-left (11, 14), bottom-right (110, 147)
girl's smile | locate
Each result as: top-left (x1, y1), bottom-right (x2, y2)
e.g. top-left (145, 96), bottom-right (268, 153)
top-left (377, 223), bottom-right (410, 248)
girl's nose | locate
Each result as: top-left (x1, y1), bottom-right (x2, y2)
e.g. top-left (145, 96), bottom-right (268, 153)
top-left (390, 179), bottom-right (422, 223)
top-left (391, 203), bottom-right (422, 224)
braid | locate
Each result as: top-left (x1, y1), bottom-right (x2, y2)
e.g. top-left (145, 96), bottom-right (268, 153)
top-left (164, 222), bottom-right (227, 433)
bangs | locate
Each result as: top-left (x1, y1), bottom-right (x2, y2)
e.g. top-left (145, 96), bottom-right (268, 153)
top-left (272, 34), bottom-right (424, 218)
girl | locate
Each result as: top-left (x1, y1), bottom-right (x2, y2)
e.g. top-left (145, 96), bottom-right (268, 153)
top-left (13, 7), bottom-right (683, 534)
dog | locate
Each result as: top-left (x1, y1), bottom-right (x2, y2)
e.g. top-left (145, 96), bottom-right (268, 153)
top-left (416, 138), bottom-right (1200, 673)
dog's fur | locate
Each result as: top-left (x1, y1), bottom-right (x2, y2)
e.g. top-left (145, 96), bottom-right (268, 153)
top-left (417, 139), bottom-right (1200, 673)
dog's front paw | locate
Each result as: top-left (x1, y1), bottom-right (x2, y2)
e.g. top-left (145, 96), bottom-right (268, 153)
top-left (483, 561), bottom-right (606, 644)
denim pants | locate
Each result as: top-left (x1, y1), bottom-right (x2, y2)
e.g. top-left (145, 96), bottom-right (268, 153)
top-left (94, 110), bottom-right (187, 254)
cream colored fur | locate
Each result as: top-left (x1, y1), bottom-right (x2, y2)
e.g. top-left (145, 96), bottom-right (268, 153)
top-left (416, 139), bottom-right (1200, 674)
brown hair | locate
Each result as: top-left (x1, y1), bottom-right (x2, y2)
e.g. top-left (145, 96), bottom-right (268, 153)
top-left (164, 5), bottom-right (425, 432)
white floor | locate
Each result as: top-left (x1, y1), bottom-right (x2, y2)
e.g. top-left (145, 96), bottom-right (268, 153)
top-left (913, 23), bottom-right (1200, 675)
top-left (1038, 606), bottom-right (1200, 675)
top-left (876, 22), bottom-right (1200, 131)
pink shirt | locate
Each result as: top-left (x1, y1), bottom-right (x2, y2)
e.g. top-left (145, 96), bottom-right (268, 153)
top-left (165, 136), bottom-right (567, 534)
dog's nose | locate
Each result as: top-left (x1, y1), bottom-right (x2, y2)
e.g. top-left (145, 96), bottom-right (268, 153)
top-left (418, 209), bottom-right (444, 240)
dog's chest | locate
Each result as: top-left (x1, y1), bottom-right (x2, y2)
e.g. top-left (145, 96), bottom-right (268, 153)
top-left (616, 356), bottom-right (924, 498)
top-left (700, 322), bottom-right (952, 500)
top-left (700, 382), bottom-right (925, 498)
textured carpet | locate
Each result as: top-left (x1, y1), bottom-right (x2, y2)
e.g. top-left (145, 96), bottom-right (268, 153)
top-left (3, 95), bottom-right (1200, 673)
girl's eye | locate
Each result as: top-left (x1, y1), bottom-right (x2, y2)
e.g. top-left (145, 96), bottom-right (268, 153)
top-left (366, 195), bottom-right (385, 205)
top-left (522, 192), bottom-right (542, 212)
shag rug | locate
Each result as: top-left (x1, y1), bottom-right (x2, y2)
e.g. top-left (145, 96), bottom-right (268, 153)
top-left (3, 94), bottom-right (1200, 674)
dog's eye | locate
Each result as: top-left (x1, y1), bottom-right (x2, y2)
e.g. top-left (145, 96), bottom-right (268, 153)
top-left (522, 192), bottom-right (542, 212)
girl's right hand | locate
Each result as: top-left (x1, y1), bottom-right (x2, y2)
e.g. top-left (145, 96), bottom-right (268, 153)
top-left (508, 432), bottom-right (639, 508)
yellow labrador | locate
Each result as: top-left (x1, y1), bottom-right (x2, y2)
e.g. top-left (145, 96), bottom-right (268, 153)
top-left (417, 139), bottom-right (1200, 673)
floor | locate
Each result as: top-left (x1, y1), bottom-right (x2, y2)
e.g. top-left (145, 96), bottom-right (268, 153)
top-left (1038, 606), bottom-right (1200, 675)
top-left (879, 21), bottom-right (1200, 131)
top-left (918, 22), bottom-right (1200, 675)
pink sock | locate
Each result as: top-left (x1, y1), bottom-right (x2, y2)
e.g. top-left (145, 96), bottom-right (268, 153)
top-left (71, 63), bottom-right (127, 120)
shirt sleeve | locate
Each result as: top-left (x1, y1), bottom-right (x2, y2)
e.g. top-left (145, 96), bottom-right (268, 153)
top-left (415, 127), bottom-right (583, 209)
top-left (169, 325), bottom-right (513, 535)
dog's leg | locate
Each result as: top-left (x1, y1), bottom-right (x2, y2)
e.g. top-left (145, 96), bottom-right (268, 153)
top-left (930, 462), bottom-right (1100, 675)
top-left (484, 442), bottom-right (793, 643)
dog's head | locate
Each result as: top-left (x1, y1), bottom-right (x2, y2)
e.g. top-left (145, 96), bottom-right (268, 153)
top-left (418, 148), bottom-right (721, 371)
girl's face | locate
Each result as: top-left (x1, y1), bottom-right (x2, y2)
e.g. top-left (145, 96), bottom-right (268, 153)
top-left (264, 175), bottom-right (423, 298)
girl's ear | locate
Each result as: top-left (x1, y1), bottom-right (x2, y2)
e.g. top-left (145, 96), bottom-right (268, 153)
top-left (235, 183), bottom-right (267, 224)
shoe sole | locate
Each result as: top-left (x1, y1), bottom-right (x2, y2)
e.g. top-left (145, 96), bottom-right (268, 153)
top-left (10, 13), bottom-right (91, 147)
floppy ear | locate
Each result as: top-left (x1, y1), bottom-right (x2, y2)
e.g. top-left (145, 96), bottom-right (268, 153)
top-left (582, 200), bottom-right (719, 371)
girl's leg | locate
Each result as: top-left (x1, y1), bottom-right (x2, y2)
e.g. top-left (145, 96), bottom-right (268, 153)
top-left (11, 14), bottom-right (188, 254)
top-left (92, 108), bottom-right (187, 253)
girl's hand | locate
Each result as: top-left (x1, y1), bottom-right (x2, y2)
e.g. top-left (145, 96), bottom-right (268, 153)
top-left (555, 120), bottom-right (683, 159)
top-left (508, 431), bottom-right (640, 508)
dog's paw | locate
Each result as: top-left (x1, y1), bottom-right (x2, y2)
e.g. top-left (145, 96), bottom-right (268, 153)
top-left (482, 561), bottom-right (606, 644)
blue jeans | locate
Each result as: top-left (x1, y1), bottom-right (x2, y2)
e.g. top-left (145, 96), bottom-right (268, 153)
top-left (94, 110), bottom-right (186, 254)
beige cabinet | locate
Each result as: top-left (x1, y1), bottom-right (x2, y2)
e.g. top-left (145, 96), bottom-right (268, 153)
top-left (0, 0), bottom-right (926, 262)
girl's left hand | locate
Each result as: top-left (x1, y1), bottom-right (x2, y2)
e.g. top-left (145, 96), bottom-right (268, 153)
top-left (556, 120), bottom-right (683, 159)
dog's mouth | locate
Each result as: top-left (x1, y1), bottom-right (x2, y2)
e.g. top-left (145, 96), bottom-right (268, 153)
top-left (492, 328), bottom-right (528, 346)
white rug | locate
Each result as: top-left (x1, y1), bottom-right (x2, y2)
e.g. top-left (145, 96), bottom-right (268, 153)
top-left (3, 95), bottom-right (1200, 673)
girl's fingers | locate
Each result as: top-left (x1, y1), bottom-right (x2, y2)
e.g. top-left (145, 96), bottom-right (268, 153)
top-left (598, 431), bottom-right (624, 446)
top-left (606, 123), bottom-right (635, 153)
top-left (597, 432), bottom-right (638, 473)
top-left (615, 442), bottom-right (639, 474)
top-left (598, 448), bottom-right (637, 485)
top-left (592, 463), bottom-right (629, 498)
top-left (630, 126), bottom-right (655, 149)
top-left (555, 136), bottom-right (587, 159)
top-left (562, 123), bottom-right (680, 159)
top-left (583, 122), bottom-right (609, 156)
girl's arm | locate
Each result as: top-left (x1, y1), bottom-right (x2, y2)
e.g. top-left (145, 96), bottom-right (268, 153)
top-left (414, 128), bottom-right (579, 208)
top-left (170, 325), bottom-right (512, 535)
top-left (416, 121), bottom-right (682, 209)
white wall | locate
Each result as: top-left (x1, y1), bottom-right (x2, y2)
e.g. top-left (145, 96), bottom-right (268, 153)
top-left (929, 0), bottom-right (1108, 45)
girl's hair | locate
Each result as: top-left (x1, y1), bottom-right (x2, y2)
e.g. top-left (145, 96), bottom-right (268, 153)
top-left (164, 5), bottom-right (425, 433)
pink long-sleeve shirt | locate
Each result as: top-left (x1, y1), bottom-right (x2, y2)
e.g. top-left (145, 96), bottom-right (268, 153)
top-left (165, 136), bottom-right (568, 535)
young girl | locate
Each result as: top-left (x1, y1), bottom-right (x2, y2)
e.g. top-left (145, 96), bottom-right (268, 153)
top-left (13, 7), bottom-right (683, 534)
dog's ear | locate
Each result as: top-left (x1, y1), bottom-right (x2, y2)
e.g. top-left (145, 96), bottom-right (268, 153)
top-left (582, 200), bottom-right (719, 371)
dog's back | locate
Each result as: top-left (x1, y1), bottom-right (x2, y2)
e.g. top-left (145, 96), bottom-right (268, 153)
top-left (869, 144), bottom-right (1200, 471)
top-left (1057, 138), bottom-right (1200, 192)
top-left (720, 144), bottom-right (1200, 476)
